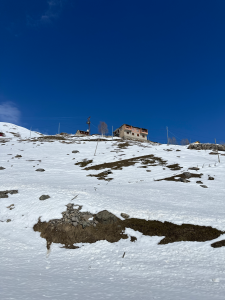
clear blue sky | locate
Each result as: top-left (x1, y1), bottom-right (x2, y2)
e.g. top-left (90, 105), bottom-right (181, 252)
top-left (0, 0), bottom-right (224, 143)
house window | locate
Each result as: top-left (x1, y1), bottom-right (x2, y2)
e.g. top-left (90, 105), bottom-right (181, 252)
top-left (132, 133), bottom-right (134, 135)
top-left (127, 131), bottom-right (129, 134)
top-left (142, 135), bottom-right (145, 138)
top-left (137, 134), bottom-right (139, 137)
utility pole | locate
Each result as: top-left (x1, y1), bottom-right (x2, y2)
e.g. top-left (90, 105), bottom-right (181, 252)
top-left (86, 117), bottom-right (91, 135)
top-left (166, 126), bottom-right (169, 145)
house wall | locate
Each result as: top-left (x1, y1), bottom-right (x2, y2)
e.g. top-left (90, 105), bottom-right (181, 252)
top-left (114, 125), bottom-right (148, 141)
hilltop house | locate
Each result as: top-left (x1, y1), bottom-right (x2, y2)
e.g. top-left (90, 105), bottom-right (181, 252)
top-left (75, 130), bottom-right (90, 137)
top-left (113, 124), bottom-right (148, 141)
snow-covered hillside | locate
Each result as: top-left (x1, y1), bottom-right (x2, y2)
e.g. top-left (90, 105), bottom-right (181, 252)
top-left (0, 122), bottom-right (42, 139)
top-left (1, 123), bottom-right (225, 300)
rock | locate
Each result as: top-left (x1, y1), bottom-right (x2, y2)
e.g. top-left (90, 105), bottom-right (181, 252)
top-left (15, 155), bottom-right (22, 158)
top-left (95, 210), bottom-right (119, 224)
top-left (72, 222), bottom-right (78, 226)
top-left (39, 195), bottom-right (50, 201)
top-left (200, 185), bottom-right (208, 188)
top-left (121, 213), bottom-right (130, 219)
top-left (36, 168), bottom-right (45, 172)
top-left (0, 190), bottom-right (18, 198)
top-left (183, 172), bottom-right (192, 179)
top-left (189, 167), bottom-right (200, 171)
top-left (0, 167), bottom-right (5, 170)
top-left (72, 150), bottom-right (79, 153)
top-left (208, 176), bottom-right (214, 180)
top-left (6, 219), bottom-right (11, 222)
top-left (179, 178), bottom-right (187, 183)
top-left (81, 221), bottom-right (88, 228)
top-left (72, 216), bottom-right (79, 222)
top-left (0, 193), bottom-right (8, 198)
top-left (196, 181), bottom-right (203, 184)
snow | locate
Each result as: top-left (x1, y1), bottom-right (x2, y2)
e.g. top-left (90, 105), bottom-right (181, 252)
top-left (1, 122), bottom-right (225, 299)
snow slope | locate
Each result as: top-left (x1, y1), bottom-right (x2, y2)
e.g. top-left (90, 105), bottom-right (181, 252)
top-left (1, 123), bottom-right (225, 300)
top-left (0, 122), bottom-right (42, 139)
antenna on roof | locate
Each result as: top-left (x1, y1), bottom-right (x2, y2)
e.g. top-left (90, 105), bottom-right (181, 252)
top-left (86, 116), bottom-right (91, 135)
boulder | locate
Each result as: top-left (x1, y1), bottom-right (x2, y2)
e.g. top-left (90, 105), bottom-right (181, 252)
top-left (36, 168), bottom-right (45, 172)
top-left (39, 195), bottom-right (50, 201)
top-left (208, 176), bottom-right (214, 180)
top-left (183, 172), bottom-right (192, 179)
top-left (0, 167), bottom-right (5, 170)
top-left (72, 150), bottom-right (79, 153)
top-left (95, 210), bottom-right (119, 224)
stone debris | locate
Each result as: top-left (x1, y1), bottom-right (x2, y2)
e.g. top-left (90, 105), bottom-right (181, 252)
top-left (208, 176), bottom-right (214, 180)
top-left (72, 150), bottom-right (79, 153)
top-left (39, 195), bottom-right (50, 201)
top-left (35, 168), bottom-right (45, 172)
top-left (49, 203), bottom-right (99, 228)
top-left (0, 167), bottom-right (5, 170)
top-left (15, 155), bottom-right (22, 158)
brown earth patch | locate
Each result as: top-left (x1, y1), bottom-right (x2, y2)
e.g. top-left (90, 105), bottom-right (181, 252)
top-left (85, 154), bottom-right (167, 172)
top-left (34, 215), bottom-right (223, 250)
top-left (75, 159), bottom-right (93, 168)
top-left (156, 172), bottom-right (202, 182)
top-left (211, 240), bottom-right (225, 248)
top-left (167, 164), bottom-right (182, 171)
top-left (87, 172), bottom-right (113, 181)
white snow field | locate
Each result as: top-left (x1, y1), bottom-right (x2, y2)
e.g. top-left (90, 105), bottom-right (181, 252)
top-left (1, 122), bottom-right (225, 300)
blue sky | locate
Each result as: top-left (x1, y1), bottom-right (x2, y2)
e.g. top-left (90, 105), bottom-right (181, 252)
top-left (0, 0), bottom-right (224, 143)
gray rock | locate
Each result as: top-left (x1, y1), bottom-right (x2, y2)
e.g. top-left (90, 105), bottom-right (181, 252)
top-left (121, 213), bottom-right (130, 219)
top-left (0, 167), bottom-right (5, 170)
top-left (36, 168), bottom-right (45, 172)
top-left (179, 178), bottom-right (187, 183)
top-left (72, 216), bottom-right (79, 222)
top-left (189, 167), bottom-right (200, 171)
top-left (72, 222), bottom-right (78, 226)
top-left (95, 210), bottom-right (119, 224)
top-left (0, 193), bottom-right (8, 198)
top-left (200, 185), bottom-right (208, 188)
top-left (39, 195), bottom-right (50, 201)
top-left (6, 219), bottom-right (11, 222)
top-left (81, 221), bottom-right (88, 228)
top-left (208, 176), bottom-right (214, 180)
top-left (72, 150), bottom-right (79, 153)
top-left (196, 181), bottom-right (203, 184)
top-left (183, 172), bottom-right (192, 179)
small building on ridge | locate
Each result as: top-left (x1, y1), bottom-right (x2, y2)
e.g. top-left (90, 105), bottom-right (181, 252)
top-left (113, 124), bottom-right (148, 141)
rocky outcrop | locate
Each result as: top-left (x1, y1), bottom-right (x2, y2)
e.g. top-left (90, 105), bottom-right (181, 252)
top-left (0, 190), bottom-right (18, 198)
top-left (188, 143), bottom-right (225, 151)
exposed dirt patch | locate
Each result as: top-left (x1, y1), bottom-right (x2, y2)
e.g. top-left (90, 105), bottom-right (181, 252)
top-left (34, 214), bottom-right (223, 249)
top-left (87, 171), bottom-right (113, 181)
top-left (211, 240), bottom-right (225, 248)
top-left (85, 155), bottom-right (167, 171)
top-left (117, 142), bottom-right (130, 149)
top-left (156, 172), bottom-right (202, 182)
top-left (75, 159), bottom-right (93, 168)
top-left (34, 220), bottom-right (128, 250)
top-left (167, 164), bottom-right (182, 171)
